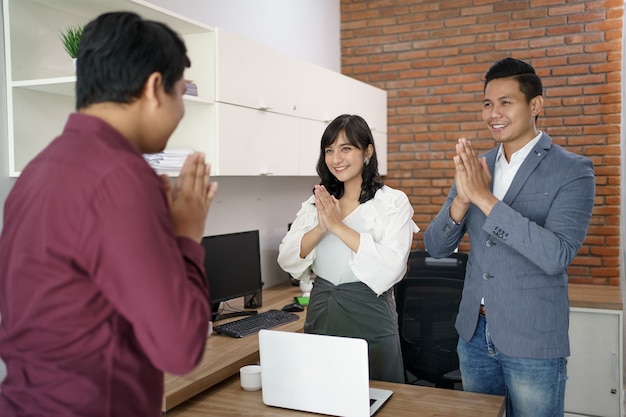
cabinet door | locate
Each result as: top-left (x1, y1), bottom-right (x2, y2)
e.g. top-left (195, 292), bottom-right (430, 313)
top-left (373, 131), bottom-right (388, 176)
top-left (347, 77), bottom-right (387, 134)
top-left (216, 103), bottom-right (299, 176)
top-left (298, 119), bottom-right (326, 176)
top-left (346, 78), bottom-right (388, 176)
top-left (566, 308), bottom-right (623, 417)
top-left (297, 64), bottom-right (349, 123)
top-left (165, 100), bottom-right (217, 162)
top-left (215, 29), bottom-right (298, 117)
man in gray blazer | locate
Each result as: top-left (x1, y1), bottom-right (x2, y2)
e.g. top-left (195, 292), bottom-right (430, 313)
top-left (424, 58), bottom-right (595, 417)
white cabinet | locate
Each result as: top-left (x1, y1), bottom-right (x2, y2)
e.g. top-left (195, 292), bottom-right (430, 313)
top-left (214, 28), bottom-right (387, 177)
top-left (373, 131), bottom-right (388, 176)
top-left (347, 76), bottom-right (388, 134)
top-left (215, 29), bottom-right (299, 117)
top-left (215, 103), bottom-right (299, 176)
top-left (3, 1), bottom-right (387, 177)
top-left (565, 307), bottom-right (623, 417)
top-left (298, 118), bottom-right (327, 176)
top-left (297, 63), bottom-right (350, 123)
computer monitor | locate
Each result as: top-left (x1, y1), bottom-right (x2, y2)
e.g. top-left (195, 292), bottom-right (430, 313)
top-left (201, 230), bottom-right (263, 322)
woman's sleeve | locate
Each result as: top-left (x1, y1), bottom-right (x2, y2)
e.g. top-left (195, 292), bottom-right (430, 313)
top-left (277, 196), bottom-right (318, 283)
top-left (350, 188), bottom-right (419, 295)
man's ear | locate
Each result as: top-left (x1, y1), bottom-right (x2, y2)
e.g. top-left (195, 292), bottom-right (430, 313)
top-left (143, 72), bottom-right (163, 106)
top-left (530, 95), bottom-right (544, 117)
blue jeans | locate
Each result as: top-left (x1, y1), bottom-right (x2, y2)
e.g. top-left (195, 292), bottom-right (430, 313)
top-left (457, 315), bottom-right (567, 417)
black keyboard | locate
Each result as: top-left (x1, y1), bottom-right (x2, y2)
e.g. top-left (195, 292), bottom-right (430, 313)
top-left (213, 309), bottom-right (300, 338)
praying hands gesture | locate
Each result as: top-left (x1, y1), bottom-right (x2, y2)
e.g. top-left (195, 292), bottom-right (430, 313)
top-left (299, 185), bottom-right (362, 257)
top-left (450, 138), bottom-right (498, 221)
top-left (314, 184), bottom-right (342, 234)
top-left (163, 152), bottom-right (218, 243)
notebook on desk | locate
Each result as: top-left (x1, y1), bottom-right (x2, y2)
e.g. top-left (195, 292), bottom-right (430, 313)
top-left (258, 329), bottom-right (393, 417)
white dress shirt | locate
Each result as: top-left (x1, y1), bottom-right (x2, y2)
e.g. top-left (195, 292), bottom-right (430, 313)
top-left (483, 131), bottom-right (542, 306)
top-left (277, 186), bottom-right (419, 296)
top-left (493, 131), bottom-right (542, 199)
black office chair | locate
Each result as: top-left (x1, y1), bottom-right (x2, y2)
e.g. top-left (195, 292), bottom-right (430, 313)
top-left (395, 251), bottom-right (468, 389)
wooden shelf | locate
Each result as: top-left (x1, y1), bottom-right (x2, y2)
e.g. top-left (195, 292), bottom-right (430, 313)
top-left (3, 0), bottom-right (216, 176)
top-left (569, 283), bottom-right (623, 311)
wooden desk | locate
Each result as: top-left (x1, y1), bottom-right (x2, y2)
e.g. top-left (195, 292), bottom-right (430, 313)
top-left (163, 282), bottom-right (615, 413)
top-left (163, 282), bottom-right (305, 411)
top-left (165, 373), bottom-right (505, 417)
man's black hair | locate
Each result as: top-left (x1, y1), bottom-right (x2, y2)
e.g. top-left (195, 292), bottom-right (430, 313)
top-left (75, 12), bottom-right (190, 110)
top-left (484, 57), bottom-right (543, 102)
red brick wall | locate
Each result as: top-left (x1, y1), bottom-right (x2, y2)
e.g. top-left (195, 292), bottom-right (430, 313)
top-left (340, 0), bottom-right (623, 285)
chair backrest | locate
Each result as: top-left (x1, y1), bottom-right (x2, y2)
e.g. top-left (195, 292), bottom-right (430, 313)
top-left (395, 251), bottom-right (468, 387)
top-left (406, 250), bottom-right (467, 280)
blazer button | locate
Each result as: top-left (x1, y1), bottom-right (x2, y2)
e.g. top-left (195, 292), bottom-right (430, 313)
top-left (486, 240), bottom-right (494, 247)
top-left (482, 273), bottom-right (494, 280)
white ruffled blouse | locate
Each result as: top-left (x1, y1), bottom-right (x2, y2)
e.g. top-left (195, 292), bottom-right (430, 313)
top-left (277, 185), bottom-right (419, 296)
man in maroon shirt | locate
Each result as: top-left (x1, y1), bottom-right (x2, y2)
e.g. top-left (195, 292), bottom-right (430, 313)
top-left (0, 12), bottom-right (217, 416)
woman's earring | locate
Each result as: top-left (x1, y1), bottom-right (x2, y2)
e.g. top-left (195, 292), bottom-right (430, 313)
top-left (364, 157), bottom-right (370, 166)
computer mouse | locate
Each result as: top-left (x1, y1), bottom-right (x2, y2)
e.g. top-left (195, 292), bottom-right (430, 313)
top-left (281, 302), bottom-right (305, 312)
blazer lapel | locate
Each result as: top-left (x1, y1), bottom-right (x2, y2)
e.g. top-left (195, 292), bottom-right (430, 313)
top-left (502, 132), bottom-right (552, 205)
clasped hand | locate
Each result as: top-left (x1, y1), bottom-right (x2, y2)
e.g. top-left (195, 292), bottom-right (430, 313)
top-left (163, 152), bottom-right (218, 242)
top-left (453, 137), bottom-right (492, 206)
top-left (314, 185), bottom-right (341, 234)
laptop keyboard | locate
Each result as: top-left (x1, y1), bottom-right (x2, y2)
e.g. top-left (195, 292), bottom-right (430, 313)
top-left (213, 309), bottom-right (300, 338)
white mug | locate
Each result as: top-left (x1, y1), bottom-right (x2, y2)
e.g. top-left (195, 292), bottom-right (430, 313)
top-left (240, 365), bottom-right (262, 391)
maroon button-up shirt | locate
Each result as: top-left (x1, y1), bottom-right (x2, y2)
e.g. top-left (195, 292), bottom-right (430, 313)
top-left (0, 113), bottom-right (210, 416)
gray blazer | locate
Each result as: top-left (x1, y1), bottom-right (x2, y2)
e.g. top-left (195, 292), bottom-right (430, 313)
top-left (424, 132), bottom-right (595, 359)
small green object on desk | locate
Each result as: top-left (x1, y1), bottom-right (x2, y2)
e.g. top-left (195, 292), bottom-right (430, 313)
top-left (294, 296), bottom-right (310, 306)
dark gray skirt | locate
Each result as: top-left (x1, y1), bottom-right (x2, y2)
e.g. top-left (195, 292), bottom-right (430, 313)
top-left (304, 277), bottom-right (404, 383)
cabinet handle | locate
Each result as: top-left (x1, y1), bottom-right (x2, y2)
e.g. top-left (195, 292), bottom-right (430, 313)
top-left (612, 352), bottom-right (617, 380)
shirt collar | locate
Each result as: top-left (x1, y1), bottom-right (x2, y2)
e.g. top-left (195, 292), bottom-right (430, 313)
top-left (496, 131), bottom-right (543, 164)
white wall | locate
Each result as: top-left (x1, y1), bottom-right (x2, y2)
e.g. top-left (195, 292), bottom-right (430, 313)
top-left (202, 175), bottom-right (316, 288)
top-left (144, 0), bottom-right (341, 72)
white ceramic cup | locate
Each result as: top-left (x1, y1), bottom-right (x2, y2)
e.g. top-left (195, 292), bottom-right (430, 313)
top-left (240, 365), bottom-right (262, 391)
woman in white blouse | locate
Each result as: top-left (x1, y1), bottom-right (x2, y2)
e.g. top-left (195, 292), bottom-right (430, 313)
top-left (277, 114), bottom-right (419, 383)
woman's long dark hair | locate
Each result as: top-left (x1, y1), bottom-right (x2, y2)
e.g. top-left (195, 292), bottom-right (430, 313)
top-left (315, 114), bottom-right (383, 203)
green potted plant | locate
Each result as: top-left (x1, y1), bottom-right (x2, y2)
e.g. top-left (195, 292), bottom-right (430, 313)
top-left (60, 24), bottom-right (84, 60)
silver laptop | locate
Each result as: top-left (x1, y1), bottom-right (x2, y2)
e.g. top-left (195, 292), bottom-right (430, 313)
top-left (258, 329), bottom-right (393, 417)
